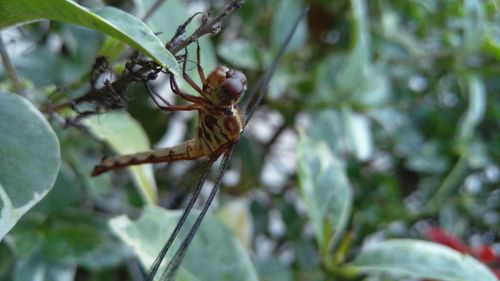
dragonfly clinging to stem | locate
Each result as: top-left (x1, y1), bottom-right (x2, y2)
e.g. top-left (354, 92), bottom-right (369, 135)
top-left (91, 4), bottom-right (308, 281)
top-left (92, 52), bottom-right (247, 176)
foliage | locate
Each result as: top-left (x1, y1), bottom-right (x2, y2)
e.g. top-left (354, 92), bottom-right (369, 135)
top-left (0, 0), bottom-right (499, 280)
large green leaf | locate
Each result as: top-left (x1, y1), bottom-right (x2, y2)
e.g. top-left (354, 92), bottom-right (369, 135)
top-left (0, 0), bottom-right (179, 74)
top-left (351, 239), bottom-right (498, 281)
top-left (109, 205), bottom-right (258, 281)
top-left (84, 112), bottom-right (157, 204)
top-left (297, 137), bottom-right (353, 252)
top-left (0, 93), bottom-right (60, 240)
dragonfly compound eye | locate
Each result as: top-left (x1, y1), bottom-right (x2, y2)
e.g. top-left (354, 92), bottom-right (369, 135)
top-left (207, 66), bottom-right (247, 106)
top-left (222, 78), bottom-right (244, 98)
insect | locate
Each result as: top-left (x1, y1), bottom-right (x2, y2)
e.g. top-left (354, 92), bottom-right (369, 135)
top-left (91, 46), bottom-right (247, 176)
top-left (91, 6), bottom-right (307, 281)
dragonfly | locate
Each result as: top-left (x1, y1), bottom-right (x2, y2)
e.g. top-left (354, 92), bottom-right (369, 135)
top-left (91, 6), bottom-right (307, 281)
top-left (91, 54), bottom-right (246, 176)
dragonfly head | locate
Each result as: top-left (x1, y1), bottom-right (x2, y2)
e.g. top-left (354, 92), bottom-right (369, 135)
top-left (206, 66), bottom-right (247, 107)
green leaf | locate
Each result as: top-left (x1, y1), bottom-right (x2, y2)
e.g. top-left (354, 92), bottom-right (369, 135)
top-left (256, 256), bottom-right (293, 281)
top-left (457, 75), bottom-right (486, 143)
top-left (351, 239), bottom-right (498, 281)
top-left (109, 205), bottom-right (258, 281)
top-left (8, 210), bottom-right (126, 269)
top-left (342, 108), bottom-right (373, 161)
top-left (43, 223), bottom-right (105, 262)
top-left (379, 2), bottom-right (424, 58)
top-left (9, 25), bottom-right (101, 87)
top-left (426, 155), bottom-right (469, 211)
top-left (483, 33), bottom-right (500, 60)
top-left (217, 199), bottom-right (253, 249)
top-left (0, 93), bottom-right (60, 240)
top-left (133, 0), bottom-right (186, 44)
top-left (218, 39), bottom-right (259, 70)
top-left (406, 141), bottom-right (450, 174)
top-left (307, 110), bottom-right (343, 153)
top-left (0, 0), bottom-right (179, 74)
top-left (14, 253), bottom-right (75, 281)
top-left (337, 0), bottom-right (371, 87)
top-left (84, 112), bottom-right (157, 204)
top-left (297, 137), bottom-right (353, 252)
top-left (271, 0), bottom-right (307, 53)
top-left (313, 0), bottom-right (390, 107)
top-left (463, 0), bottom-right (486, 54)
top-left (31, 163), bottom-right (77, 214)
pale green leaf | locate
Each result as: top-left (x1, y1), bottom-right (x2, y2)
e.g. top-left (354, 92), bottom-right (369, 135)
top-left (218, 39), bottom-right (259, 70)
top-left (351, 239), bottom-right (498, 281)
top-left (342, 108), bottom-right (373, 161)
top-left (0, 93), bottom-right (60, 240)
top-left (463, 0), bottom-right (486, 54)
top-left (297, 137), bottom-right (353, 252)
top-left (14, 254), bottom-right (75, 281)
top-left (217, 199), bottom-right (253, 249)
top-left (84, 112), bottom-right (157, 204)
top-left (109, 205), bottom-right (258, 281)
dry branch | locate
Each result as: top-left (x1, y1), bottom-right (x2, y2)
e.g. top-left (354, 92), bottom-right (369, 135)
top-left (44, 0), bottom-right (244, 115)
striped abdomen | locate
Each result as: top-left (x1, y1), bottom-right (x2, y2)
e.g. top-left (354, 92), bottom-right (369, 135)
top-left (92, 139), bottom-right (203, 176)
top-left (196, 107), bottom-right (243, 156)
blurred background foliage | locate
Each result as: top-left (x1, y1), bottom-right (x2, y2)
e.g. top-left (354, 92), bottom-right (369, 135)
top-left (0, 0), bottom-right (499, 280)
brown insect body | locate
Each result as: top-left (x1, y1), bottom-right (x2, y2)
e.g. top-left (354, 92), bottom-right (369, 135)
top-left (92, 65), bottom-right (247, 176)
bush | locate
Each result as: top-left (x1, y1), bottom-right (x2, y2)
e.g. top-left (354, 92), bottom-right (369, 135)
top-left (0, 0), bottom-right (498, 280)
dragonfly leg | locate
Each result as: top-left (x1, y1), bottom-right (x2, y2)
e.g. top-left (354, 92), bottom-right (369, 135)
top-left (196, 40), bottom-right (206, 84)
top-left (157, 105), bottom-right (198, 112)
top-left (143, 80), bottom-right (172, 105)
top-left (182, 48), bottom-right (210, 100)
top-left (169, 73), bottom-right (206, 105)
top-left (143, 80), bottom-right (198, 112)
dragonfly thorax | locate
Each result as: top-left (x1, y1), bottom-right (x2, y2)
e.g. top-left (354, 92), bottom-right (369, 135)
top-left (204, 65), bottom-right (247, 107)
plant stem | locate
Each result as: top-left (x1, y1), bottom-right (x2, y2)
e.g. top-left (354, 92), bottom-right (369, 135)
top-left (0, 32), bottom-right (24, 95)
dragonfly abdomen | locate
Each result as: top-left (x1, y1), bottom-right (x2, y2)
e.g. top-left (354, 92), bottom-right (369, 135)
top-left (92, 139), bottom-right (203, 176)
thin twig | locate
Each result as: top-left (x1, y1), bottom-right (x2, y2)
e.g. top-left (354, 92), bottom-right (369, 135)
top-left (0, 32), bottom-right (24, 95)
top-left (168, 0), bottom-right (243, 54)
top-left (165, 12), bottom-right (206, 51)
